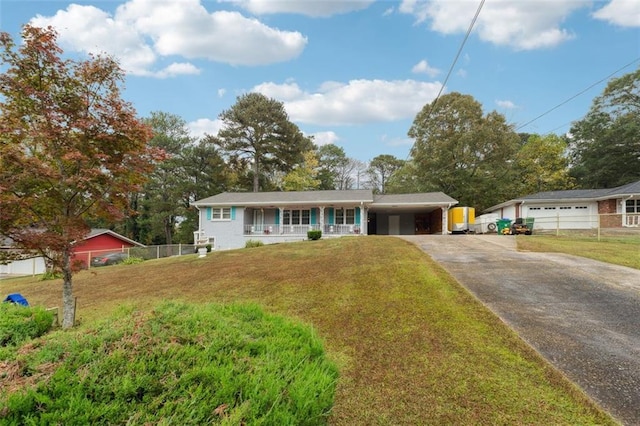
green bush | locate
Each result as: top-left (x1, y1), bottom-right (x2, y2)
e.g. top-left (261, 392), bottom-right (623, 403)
top-left (122, 256), bottom-right (144, 265)
top-left (0, 302), bottom-right (338, 424)
top-left (307, 230), bottom-right (322, 240)
top-left (0, 304), bottom-right (55, 347)
top-left (245, 239), bottom-right (264, 248)
top-left (40, 271), bottom-right (62, 281)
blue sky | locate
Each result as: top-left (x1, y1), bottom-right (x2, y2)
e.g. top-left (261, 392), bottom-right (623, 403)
top-left (1, 0), bottom-right (639, 163)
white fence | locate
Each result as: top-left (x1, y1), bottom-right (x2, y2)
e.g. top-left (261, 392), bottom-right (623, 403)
top-left (0, 256), bottom-right (46, 276)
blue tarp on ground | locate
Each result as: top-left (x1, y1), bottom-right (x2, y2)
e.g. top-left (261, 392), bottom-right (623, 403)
top-left (3, 293), bottom-right (29, 306)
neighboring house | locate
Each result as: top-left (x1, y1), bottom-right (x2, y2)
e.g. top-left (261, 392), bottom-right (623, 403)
top-left (72, 229), bottom-right (145, 267)
top-left (191, 189), bottom-right (458, 250)
top-left (483, 180), bottom-right (640, 231)
top-left (2, 229), bottom-right (143, 275)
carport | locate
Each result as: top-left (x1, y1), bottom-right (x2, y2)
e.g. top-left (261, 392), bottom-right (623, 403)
top-left (367, 193), bottom-right (457, 235)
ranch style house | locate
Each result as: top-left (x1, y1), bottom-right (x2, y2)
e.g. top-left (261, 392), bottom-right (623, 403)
top-left (191, 189), bottom-right (458, 250)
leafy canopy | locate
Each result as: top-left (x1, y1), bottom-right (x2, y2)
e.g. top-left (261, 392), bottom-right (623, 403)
top-left (407, 92), bottom-right (520, 210)
top-left (0, 25), bottom-right (158, 327)
top-left (569, 67), bottom-right (640, 188)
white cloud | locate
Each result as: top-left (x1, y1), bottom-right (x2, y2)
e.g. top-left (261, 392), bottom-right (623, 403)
top-left (411, 59), bottom-right (441, 77)
top-left (496, 99), bottom-right (517, 109)
top-left (30, 0), bottom-right (307, 77)
top-left (223, 0), bottom-right (374, 17)
top-left (154, 63), bottom-right (201, 79)
top-left (252, 81), bottom-right (305, 101)
top-left (308, 131), bottom-right (340, 146)
top-left (593, 0), bottom-right (640, 27)
top-left (188, 118), bottom-right (225, 138)
top-left (399, 0), bottom-right (590, 50)
top-left (217, 89), bottom-right (227, 98)
top-left (253, 79), bottom-right (443, 126)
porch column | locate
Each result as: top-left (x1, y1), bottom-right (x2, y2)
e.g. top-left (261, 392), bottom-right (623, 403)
top-left (319, 206), bottom-right (325, 233)
top-left (442, 207), bottom-right (448, 235)
top-left (279, 207), bottom-right (284, 234)
top-left (361, 206), bottom-right (367, 235)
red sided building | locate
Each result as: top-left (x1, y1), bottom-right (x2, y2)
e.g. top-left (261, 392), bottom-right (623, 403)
top-left (73, 229), bottom-right (144, 268)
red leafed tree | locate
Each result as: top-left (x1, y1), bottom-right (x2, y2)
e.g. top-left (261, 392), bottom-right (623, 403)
top-left (0, 25), bottom-right (159, 328)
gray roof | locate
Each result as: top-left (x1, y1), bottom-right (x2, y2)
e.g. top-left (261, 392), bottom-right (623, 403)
top-left (485, 179), bottom-right (640, 212)
top-left (192, 189), bottom-right (457, 208)
top-left (193, 190), bottom-right (374, 207)
top-left (373, 192), bottom-right (457, 205)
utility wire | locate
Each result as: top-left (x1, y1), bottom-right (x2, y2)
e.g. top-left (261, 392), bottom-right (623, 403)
top-left (428, 0), bottom-right (485, 115)
top-left (516, 57), bottom-right (640, 132)
top-left (406, 0), bottom-right (485, 162)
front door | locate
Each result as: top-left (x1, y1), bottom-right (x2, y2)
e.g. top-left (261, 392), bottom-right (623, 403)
top-left (389, 215), bottom-right (400, 235)
top-left (253, 209), bottom-right (264, 231)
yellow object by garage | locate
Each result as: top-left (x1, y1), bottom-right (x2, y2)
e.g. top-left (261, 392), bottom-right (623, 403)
top-left (447, 207), bottom-right (475, 233)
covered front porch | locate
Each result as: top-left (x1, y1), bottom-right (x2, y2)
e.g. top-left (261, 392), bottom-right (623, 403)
top-left (243, 205), bottom-right (366, 238)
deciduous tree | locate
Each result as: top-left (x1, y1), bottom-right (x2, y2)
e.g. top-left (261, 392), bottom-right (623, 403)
top-left (515, 134), bottom-right (574, 195)
top-left (283, 151), bottom-right (321, 191)
top-left (408, 92), bottom-right (520, 210)
top-left (0, 25), bottom-right (157, 328)
top-left (569, 68), bottom-right (640, 188)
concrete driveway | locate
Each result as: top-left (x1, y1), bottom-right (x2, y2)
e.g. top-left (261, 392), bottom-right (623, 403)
top-left (400, 234), bottom-right (640, 426)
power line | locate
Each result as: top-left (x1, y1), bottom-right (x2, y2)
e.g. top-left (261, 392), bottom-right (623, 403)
top-left (516, 57), bottom-right (640, 132)
top-left (428, 0), bottom-right (485, 116)
top-left (406, 0), bottom-right (485, 161)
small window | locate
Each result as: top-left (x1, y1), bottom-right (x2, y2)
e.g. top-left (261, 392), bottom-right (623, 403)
top-left (211, 207), bottom-right (231, 220)
top-left (283, 209), bottom-right (310, 225)
top-left (576, 206), bottom-right (588, 210)
top-left (529, 207), bottom-right (541, 211)
top-left (560, 206), bottom-right (572, 210)
top-left (335, 208), bottom-right (355, 224)
top-left (626, 200), bottom-right (640, 214)
top-left (544, 207), bottom-right (556, 210)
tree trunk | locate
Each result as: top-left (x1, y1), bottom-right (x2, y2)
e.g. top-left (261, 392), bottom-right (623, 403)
top-left (61, 248), bottom-right (75, 329)
top-left (252, 156), bottom-right (260, 192)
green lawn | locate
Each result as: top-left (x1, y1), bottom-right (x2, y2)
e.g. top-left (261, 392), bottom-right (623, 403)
top-left (517, 234), bottom-right (640, 269)
top-left (1, 236), bottom-right (615, 425)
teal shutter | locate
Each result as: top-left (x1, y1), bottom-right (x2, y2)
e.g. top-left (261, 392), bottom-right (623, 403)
top-left (328, 208), bottom-right (334, 224)
top-left (231, 206), bottom-right (236, 220)
top-left (275, 209), bottom-right (280, 224)
top-left (206, 207), bottom-right (212, 220)
top-left (355, 207), bottom-right (361, 223)
top-left (311, 208), bottom-right (317, 224)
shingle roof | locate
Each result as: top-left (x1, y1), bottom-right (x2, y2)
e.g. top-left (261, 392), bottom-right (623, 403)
top-left (192, 190), bottom-right (458, 207)
top-left (373, 192), bottom-right (458, 205)
top-left (192, 189), bottom-right (374, 206)
top-left (484, 179), bottom-right (640, 212)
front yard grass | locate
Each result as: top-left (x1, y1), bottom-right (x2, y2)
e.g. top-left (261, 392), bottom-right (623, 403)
top-left (1, 236), bottom-right (615, 424)
top-left (517, 234), bottom-right (640, 269)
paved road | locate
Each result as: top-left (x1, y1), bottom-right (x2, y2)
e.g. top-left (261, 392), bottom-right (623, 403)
top-left (400, 235), bottom-right (640, 426)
